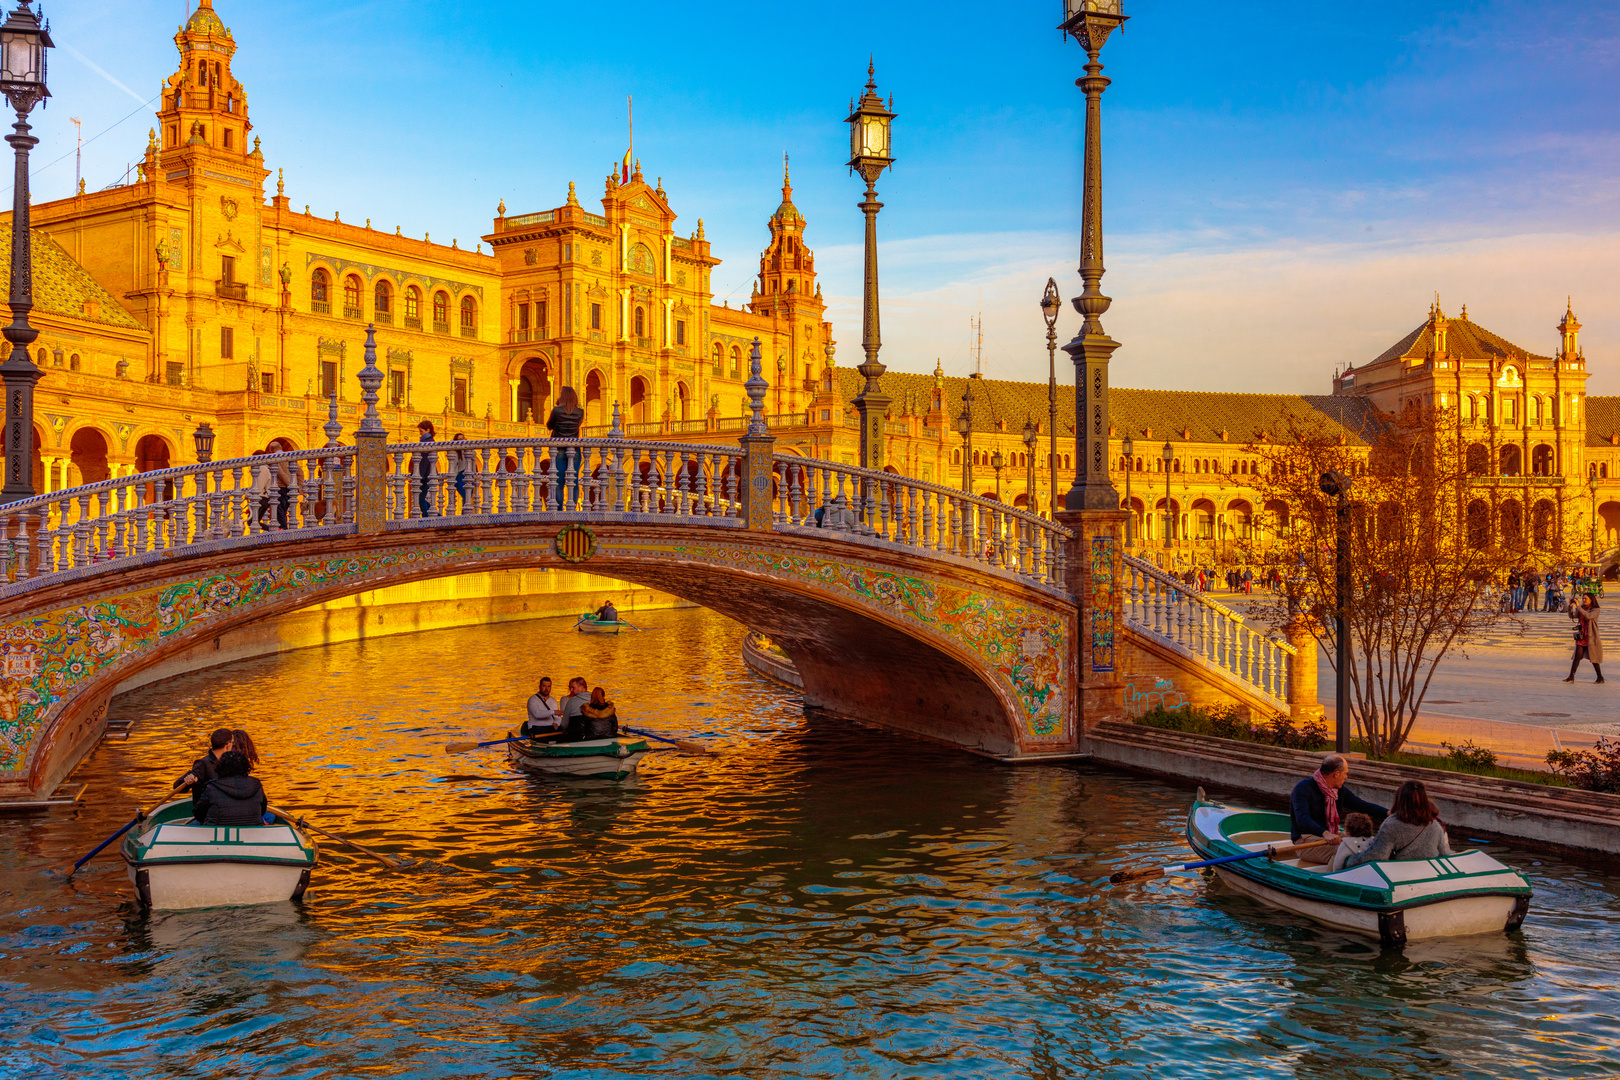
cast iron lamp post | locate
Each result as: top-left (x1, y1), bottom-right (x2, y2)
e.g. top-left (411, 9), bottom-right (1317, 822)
top-left (847, 60), bottom-right (894, 475)
top-left (1057, 0), bottom-right (1125, 514)
top-left (1040, 277), bottom-right (1061, 516)
top-left (1160, 439), bottom-right (1173, 550)
top-left (192, 422), bottom-right (215, 464)
top-left (0, 0), bottom-right (51, 504)
top-left (1321, 469), bottom-right (1353, 754)
top-left (1022, 419), bottom-right (1038, 510)
top-left (1121, 432), bottom-right (1134, 546)
top-left (957, 382), bottom-right (974, 493)
top-left (1591, 475), bottom-right (1601, 560)
top-left (992, 448), bottom-right (1005, 502)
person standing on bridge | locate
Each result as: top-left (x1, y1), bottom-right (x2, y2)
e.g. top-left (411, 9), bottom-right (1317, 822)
top-left (547, 386), bottom-right (585, 510)
top-left (410, 421), bottom-right (437, 518)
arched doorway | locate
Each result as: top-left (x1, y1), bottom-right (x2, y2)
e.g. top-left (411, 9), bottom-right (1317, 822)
top-left (1465, 499), bottom-right (1490, 549)
top-left (70, 428), bottom-right (110, 486)
top-left (135, 434), bottom-right (173, 502)
top-left (517, 357), bottom-right (551, 423)
top-left (630, 376), bottom-right (650, 424)
top-left (675, 381), bottom-right (691, 422)
top-left (585, 370), bottom-right (606, 427)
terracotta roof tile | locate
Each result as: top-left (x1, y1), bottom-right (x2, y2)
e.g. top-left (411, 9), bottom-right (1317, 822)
top-left (1369, 315), bottom-right (1547, 367)
top-left (0, 229), bottom-right (144, 330)
top-left (1586, 397), bottom-right (1620, 448)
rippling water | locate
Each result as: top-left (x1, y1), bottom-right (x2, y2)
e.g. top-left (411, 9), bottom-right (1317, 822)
top-left (3, 606), bottom-right (1619, 1078)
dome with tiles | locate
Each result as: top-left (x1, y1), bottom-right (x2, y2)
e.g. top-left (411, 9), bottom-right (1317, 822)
top-left (187, 0), bottom-right (227, 36)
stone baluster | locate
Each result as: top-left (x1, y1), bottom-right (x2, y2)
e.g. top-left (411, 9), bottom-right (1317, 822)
top-left (906, 485), bottom-right (919, 548)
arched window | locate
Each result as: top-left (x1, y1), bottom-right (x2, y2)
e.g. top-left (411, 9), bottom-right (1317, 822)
top-left (374, 280), bottom-right (392, 323)
top-left (432, 291), bottom-right (450, 331)
top-left (634, 307), bottom-right (646, 338)
top-left (404, 286), bottom-right (421, 328)
top-left (311, 268), bottom-right (331, 313)
top-left (730, 345), bottom-right (742, 377)
top-left (460, 295), bottom-right (477, 337)
top-left (342, 275), bottom-right (362, 319)
top-left (712, 342), bottom-right (724, 374)
top-left (69, 353), bottom-right (80, 371)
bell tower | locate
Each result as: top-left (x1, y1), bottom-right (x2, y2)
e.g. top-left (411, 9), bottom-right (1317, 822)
top-left (751, 160), bottom-right (822, 318)
top-left (1559, 298), bottom-right (1583, 361)
top-left (154, 0), bottom-right (258, 172)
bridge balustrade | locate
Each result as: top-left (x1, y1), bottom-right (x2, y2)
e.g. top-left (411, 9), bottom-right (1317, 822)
top-left (0, 438), bottom-right (1073, 594)
top-left (1122, 554), bottom-right (1296, 704)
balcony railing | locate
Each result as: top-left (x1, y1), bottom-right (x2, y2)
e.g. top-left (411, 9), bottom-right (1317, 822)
top-left (343, 305), bottom-right (363, 320)
top-left (432, 322), bottom-right (450, 335)
top-left (311, 300), bottom-right (330, 315)
top-left (461, 326), bottom-right (478, 339)
top-left (404, 316), bottom-right (422, 331)
top-left (374, 311), bottom-right (393, 326)
top-left (214, 280), bottom-right (247, 301)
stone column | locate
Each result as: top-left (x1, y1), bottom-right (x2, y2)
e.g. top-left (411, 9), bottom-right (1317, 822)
top-left (739, 337), bottom-right (775, 532)
top-left (353, 324), bottom-right (387, 534)
top-left (1285, 616), bottom-right (1326, 720)
top-left (1059, 507), bottom-right (1128, 743)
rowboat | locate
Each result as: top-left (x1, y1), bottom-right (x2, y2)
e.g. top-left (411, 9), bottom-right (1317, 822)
top-left (576, 614), bottom-right (625, 634)
top-left (1186, 791), bottom-right (1532, 946)
top-left (506, 731), bottom-right (649, 780)
top-left (120, 797), bottom-right (318, 910)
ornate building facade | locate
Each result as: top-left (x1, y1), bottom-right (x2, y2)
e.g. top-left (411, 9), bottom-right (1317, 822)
top-left (3, 0), bottom-right (1616, 567)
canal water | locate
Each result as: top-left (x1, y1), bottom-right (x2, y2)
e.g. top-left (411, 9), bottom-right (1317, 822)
top-left (3, 607), bottom-right (1619, 1078)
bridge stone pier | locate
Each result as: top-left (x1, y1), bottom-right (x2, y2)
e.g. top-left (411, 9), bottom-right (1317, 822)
top-left (0, 339), bottom-right (1293, 798)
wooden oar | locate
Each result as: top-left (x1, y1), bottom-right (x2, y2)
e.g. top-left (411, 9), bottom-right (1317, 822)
top-left (444, 729), bottom-right (566, 753)
top-left (1109, 838), bottom-right (1337, 884)
top-left (621, 725), bottom-right (715, 755)
top-left (61, 788), bottom-right (188, 877)
top-left (267, 806), bottom-right (407, 869)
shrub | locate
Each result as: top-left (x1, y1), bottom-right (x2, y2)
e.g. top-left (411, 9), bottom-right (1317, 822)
top-left (1546, 738), bottom-right (1620, 793)
top-left (1440, 739), bottom-right (1498, 772)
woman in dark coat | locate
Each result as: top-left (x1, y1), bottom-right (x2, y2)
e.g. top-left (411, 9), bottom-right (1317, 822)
top-left (546, 386), bottom-right (585, 509)
top-left (192, 750), bottom-right (269, 826)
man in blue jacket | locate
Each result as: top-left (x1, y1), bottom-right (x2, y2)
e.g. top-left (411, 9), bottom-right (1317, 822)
top-left (1290, 752), bottom-right (1387, 865)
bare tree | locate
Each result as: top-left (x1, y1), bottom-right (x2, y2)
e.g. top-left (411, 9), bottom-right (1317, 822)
top-left (1240, 404), bottom-right (1560, 756)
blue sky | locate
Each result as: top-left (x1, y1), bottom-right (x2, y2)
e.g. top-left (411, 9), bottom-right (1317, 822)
top-left (36, 1), bottom-right (1620, 391)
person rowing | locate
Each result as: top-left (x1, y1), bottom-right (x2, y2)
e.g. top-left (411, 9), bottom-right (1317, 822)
top-left (594, 599), bottom-right (619, 623)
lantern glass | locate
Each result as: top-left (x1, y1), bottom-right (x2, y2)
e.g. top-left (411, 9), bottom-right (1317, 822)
top-left (1065, 0), bottom-right (1122, 20)
top-left (0, 29), bottom-right (35, 85)
top-left (864, 116), bottom-right (890, 158)
top-left (1122, 435), bottom-right (1133, 457)
top-left (992, 450), bottom-right (1005, 470)
top-left (956, 411), bottom-right (970, 436)
top-left (1161, 441), bottom-right (1173, 464)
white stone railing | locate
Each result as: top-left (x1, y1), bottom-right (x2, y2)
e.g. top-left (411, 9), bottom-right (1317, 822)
top-left (0, 437), bottom-right (1071, 593)
top-left (1122, 553), bottom-right (1295, 704)
top-left (770, 456), bottom-right (1070, 590)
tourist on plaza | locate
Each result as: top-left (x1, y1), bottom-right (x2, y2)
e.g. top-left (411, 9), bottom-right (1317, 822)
top-left (1565, 593), bottom-right (1605, 684)
top-left (596, 599), bottom-right (619, 623)
top-left (522, 677), bottom-right (561, 737)
top-left (450, 432), bottom-right (473, 514)
top-left (1242, 567), bottom-right (1254, 594)
top-left (1289, 753), bottom-right (1388, 865)
top-left (1507, 568), bottom-right (1522, 612)
top-left (1327, 812), bottom-right (1377, 872)
top-left (1346, 780), bottom-right (1454, 867)
top-left (174, 726), bottom-right (234, 792)
top-left (578, 687), bottom-right (620, 740)
top-left (1526, 570), bottom-right (1541, 612)
top-left (193, 750), bottom-right (270, 827)
top-left (547, 386), bottom-right (585, 510)
top-left (410, 421), bottom-right (437, 517)
top-left (559, 676), bottom-right (592, 739)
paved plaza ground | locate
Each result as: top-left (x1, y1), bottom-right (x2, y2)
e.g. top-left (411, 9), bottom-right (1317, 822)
top-left (1212, 590), bottom-right (1618, 769)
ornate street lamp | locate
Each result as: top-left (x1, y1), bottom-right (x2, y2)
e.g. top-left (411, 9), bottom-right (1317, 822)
top-left (991, 448), bottom-right (1005, 502)
top-left (1160, 439), bottom-right (1173, 549)
top-left (1590, 475), bottom-right (1601, 561)
top-left (0, 0), bottom-right (50, 504)
top-left (956, 381), bottom-right (974, 493)
top-left (847, 59), bottom-right (895, 475)
top-left (192, 422), bottom-right (215, 463)
top-left (1121, 432), bottom-right (1134, 546)
top-left (1022, 418), bottom-right (1038, 512)
top-left (1040, 277), bottom-right (1061, 516)
top-left (1321, 469), bottom-right (1354, 754)
top-left (1057, 0), bottom-right (1126, 514)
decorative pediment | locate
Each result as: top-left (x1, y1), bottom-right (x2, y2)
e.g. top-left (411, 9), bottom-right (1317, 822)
top-left (318, 338), bottom-right (346, 357)
top-left (214, 230), bottom-right (247, 253)
top-left (1496, 366), bottom-right (1522, 388)
top-left (387, 347), bottom-right (413, 365)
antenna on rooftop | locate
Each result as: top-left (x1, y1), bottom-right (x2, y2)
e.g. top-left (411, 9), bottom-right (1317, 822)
top-left (971, 290), bottom-right (985, 376)
top-left (70, 117), bottom-right (81, 192)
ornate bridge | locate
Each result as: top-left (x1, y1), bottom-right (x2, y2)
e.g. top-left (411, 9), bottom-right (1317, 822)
top-left (0, 335), bottom-right (1297, 798)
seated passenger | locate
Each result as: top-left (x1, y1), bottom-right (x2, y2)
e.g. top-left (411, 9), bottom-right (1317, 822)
top-left (231, 728), bottom-right (262, 770)
top-left (579, 687), bottom-right (619, 741)
top-left (595, 599), bottom-right (619, 623)
top-left (559, 677), bottom-right (592, 741)
top-left (1327, 812), bottom-right (1376, 872)
top-left (522, 676), bottom-right (562, 738)
top-left (192, 750), bottom-right (269, 827)
top-left (175, 727), bottom-right (233, 792)
top-left (1289, 753), bottom-right (1387, 865)
top-left (1347, 780), bottom-right (1454, 867)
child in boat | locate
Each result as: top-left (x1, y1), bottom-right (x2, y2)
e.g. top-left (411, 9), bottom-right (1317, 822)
top-left (578, 687), bottom-right (619, 741)
top-left (174, 727), bottom-right (233, 792)
top-left (1328, 812), bottom-right (1376, 872)
top-left (192, 750), bottom-right (269, 826)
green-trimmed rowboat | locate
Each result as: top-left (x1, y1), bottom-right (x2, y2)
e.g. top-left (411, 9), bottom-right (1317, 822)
top-left (576, 614), bottom-right (624, 634)
top-left (506, 731), bottom-right (648, 780)
top-left (1187, 791), bottom-right (1532, 946)
top-left (120, 797), bottom-right (318, 910)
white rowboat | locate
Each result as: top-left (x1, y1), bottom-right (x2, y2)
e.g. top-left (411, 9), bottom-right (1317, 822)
top-left (506, 732), bottom-right (648, 780)
top-left (120, 798), bottom-right (318, 910)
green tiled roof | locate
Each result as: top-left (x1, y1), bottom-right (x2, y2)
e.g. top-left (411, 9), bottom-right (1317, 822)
top-left (1586, 397), bottom-right (1620, 448)
top-left (0, 229), bottom-right (144, 330)
top-left (1369, 314), bottom-right (1546, 367)
top-left (835, 368), bottom-right (1377, 446)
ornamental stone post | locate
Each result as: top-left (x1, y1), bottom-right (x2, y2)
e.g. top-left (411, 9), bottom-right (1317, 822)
top-left (739, 336), bottom-right (775, 532)
top-left (353, 324), bottom-right (387, 534)
top-left (1059, 507), bottom-right (1128, 741)
top-left (1285, 616), bottom-right (1325, 720)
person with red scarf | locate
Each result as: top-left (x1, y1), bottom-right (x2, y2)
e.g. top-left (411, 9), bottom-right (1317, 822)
top-left (1289, 753), bottom-right (1387, 865)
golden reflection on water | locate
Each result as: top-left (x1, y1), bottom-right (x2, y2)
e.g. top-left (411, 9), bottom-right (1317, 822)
top-left (1, 607), bottom-right (1618, 1078)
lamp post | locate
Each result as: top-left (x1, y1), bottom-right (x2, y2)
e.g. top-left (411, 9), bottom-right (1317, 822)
top-left (1121, 433), bottom-right (1134, 546)
top-left (992, 448), bottom-right (1005, 502)
top-left (1591, 475), bottom-right (1601, 561)
top-left (1321, 470), bottom-right (1353, 754)
top-left (957, 382), bottom-right (974, 493)
top-left (1040, 277), bottom-right (1061, 517)
top-left (192, 422), bottom-right (215, 464)
top-left (1160, 439), bottom-right (1173, 550)
top-left (847, 60), bottom-right (894, 476)
top-left (0, 0), bottom-right (51, 505)
top-left (1057, 0), bottom-right (1125, 514)
top-left (1022, 419), bottom-right (1038, 511)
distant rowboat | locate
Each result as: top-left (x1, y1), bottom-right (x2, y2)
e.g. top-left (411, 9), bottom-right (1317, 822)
top-left (576, 614), bottom-right (627, 634)
top-left (506, 731), bottom-right (648, 780)
top-left (120, 798), bottom-right (318, 910)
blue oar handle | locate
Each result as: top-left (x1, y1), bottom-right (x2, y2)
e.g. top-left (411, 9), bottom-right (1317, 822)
top-left (68, 813), bottom-right (142, 875)
top-left (1175, 847), bottom-right (1277, 871)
